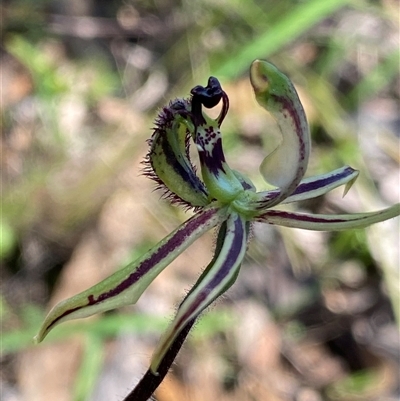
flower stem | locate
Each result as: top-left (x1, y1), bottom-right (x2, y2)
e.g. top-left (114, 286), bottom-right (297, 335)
top-left (123, 318), bottom-right (196, 401)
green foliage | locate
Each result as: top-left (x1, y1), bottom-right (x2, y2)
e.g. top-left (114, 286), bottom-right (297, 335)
top-left (73, 334), bottom-right (104, 401)
top-left (214, 0), bottom-right (353, 79)
top-left (330, 229), bottom-right (373, 267)
top-left (347, 48), bottom-right (400, 107)
top-left (1, 301), bottom-right (234, 356)
top-left (327, 368), bottom-right (386, 399)
top-left (8, 36), bottom-right (68, 100)
top-left (0, 220), bottom-right (17, 260)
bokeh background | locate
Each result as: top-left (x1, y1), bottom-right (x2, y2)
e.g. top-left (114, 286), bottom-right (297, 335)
top-left (1, 0), bottom-right (399, 400)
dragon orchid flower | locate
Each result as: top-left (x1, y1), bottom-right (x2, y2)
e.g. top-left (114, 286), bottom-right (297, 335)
top-left (34, 60), bottom-right (400, 399)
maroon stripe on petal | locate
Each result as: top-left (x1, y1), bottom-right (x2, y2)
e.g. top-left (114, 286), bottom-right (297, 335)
top-left (273, 94), bottom-right (307, 163)
top-left (259, 210), bottom-right (347, 223)
top-left (91, 208), bottom-right (218, 303)
top-left (176, 215), bottom-right (245, 326)
top-left (290, 166), bottom-right (356, 196)
top-left (155, 131), bottom-right (208, 197)
top-left (47, 208), bottom-right (219, 330)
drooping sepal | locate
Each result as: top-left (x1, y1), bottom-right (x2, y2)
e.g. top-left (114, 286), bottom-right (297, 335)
top-left (150, 212), bottom-right (248, 374)
top-left (34, 205), bottom-right (227, 343)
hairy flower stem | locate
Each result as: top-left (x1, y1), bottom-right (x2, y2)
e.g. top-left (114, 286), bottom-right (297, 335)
top-left (123, 318), bottom-right (196, 401)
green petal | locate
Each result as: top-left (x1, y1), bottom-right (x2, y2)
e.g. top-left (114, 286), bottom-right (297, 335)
top-left (150, 213), bottom-right (248, 374)
top-left (34, 205), bottom-right (227, 343)
top-left (282, 166), bottom-right (359, 203)
top-left (252, 166), bottom-right (359, 211)
top-left (256, 204), bottom-right (400, 231)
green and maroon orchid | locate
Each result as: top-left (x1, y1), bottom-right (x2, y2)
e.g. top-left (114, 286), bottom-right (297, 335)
top-left (34, 60), bottom-right (400, 399)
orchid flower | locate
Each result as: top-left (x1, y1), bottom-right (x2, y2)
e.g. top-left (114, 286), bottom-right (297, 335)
top-left (34, 60), bottom-right (400, 400)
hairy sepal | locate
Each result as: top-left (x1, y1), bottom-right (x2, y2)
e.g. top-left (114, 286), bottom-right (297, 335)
top-left (150, 212), bottom-right (248, 373)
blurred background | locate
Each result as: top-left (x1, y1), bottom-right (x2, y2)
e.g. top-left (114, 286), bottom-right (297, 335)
top-left (1, 0), bottom-right (399, 400)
